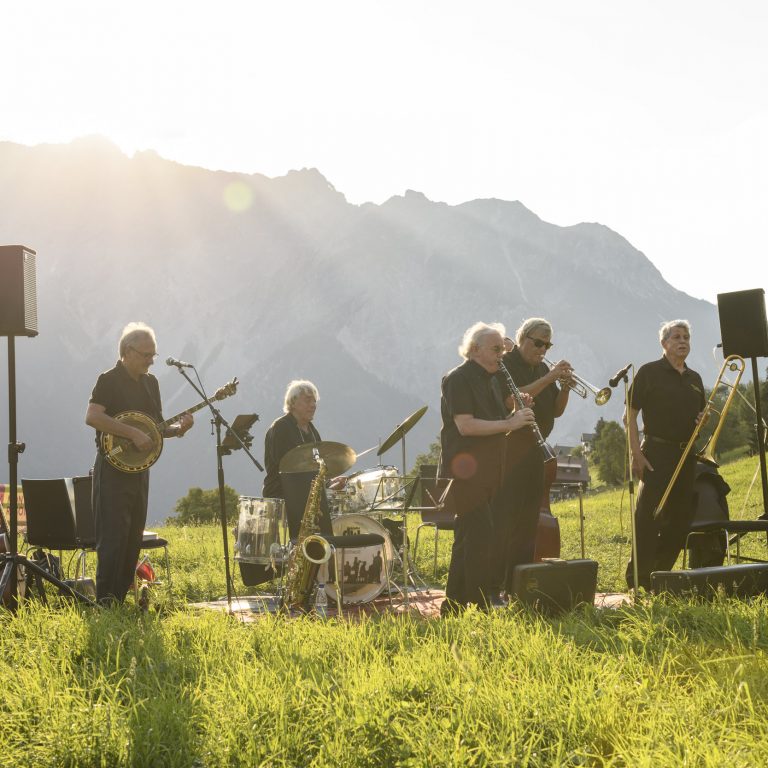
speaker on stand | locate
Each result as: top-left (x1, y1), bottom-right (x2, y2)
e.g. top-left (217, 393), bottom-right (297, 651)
top-left (0, 246), bottom-right (94, 608)
top-left (717, 288), bottom-right (768, 520)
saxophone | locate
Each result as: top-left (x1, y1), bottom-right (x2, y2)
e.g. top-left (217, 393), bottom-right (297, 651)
top-left (282, 454), bottom-right (332, 611)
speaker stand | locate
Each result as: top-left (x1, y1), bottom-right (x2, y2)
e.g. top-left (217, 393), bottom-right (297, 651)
top-left (0, 336), bottom-right (95, 608)
top-left (749, 357), bottom-right (768, 519)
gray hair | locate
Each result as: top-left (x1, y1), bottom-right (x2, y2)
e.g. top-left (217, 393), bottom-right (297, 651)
top-left (659, 319), bottom-right (691, 343)
top-left (515, 317), bottom-right (552, 346)
top-left (283, 380), bottom-right (320, 413)
top-left (118, 322), bottom-right (156, 358)
top-left (458, 322), bottom-right (506, 360)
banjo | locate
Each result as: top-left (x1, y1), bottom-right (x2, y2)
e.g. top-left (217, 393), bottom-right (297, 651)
top-left (100, 378), bottom-right (238, 473)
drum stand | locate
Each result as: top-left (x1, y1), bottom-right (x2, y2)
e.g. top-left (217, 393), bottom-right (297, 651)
top-left (368, 474), bottom-right (430, 608)
top-left (171, 367), bottom-right (262, 614)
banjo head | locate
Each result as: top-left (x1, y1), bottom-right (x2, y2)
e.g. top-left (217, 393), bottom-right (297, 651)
top-left (101, 411), bottom-right (163, 472)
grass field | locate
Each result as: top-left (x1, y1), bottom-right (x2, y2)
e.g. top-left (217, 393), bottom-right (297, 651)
top-left (1, 455), bottom-right (767, 766)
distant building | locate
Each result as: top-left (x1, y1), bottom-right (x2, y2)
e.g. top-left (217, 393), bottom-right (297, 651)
top-left (550, 455), bottom-right (590, 500)
top-left (580, 433), bottom-right (596, 454)
top-left (553, 444), bottom-right (576, 457)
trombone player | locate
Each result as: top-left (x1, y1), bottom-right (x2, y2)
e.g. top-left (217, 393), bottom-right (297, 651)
top-left (625, 320), bottom-right (706, 590)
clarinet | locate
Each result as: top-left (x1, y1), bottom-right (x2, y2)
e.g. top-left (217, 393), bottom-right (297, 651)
top-left (498, 360), bottom-right (557, 463)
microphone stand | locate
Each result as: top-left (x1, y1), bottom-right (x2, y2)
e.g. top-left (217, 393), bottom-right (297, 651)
top-left (615, 368), bottom-right (640, 600)
top-left (171, 366), bottom-right (263, 614)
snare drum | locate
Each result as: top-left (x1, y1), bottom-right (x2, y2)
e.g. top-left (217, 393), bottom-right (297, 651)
top-left (346, 466), bottom-right (402, 512)
top-left (320, 514), bottom-right (395, 604)
top-left (233, 497), bottom-right (286, 566)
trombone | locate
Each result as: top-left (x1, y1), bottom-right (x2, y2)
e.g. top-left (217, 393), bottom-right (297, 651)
top-left (653, 354), bottom-right (745, 519)
top-left (544, 357), bottom-right (611, 406)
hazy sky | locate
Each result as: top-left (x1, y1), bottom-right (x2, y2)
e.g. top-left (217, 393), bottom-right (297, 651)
top-left (2, 1), bottom-right (766, 303)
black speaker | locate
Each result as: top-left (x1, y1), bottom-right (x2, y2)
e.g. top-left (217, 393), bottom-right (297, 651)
top-left (651, 563), bottom-right (768, 599)
top-left (717, 288), bottom-right (768, 359)
top-left (510, 558), bottom-right (598, 613)
top-left (0, 245), bottom-right (38, 337)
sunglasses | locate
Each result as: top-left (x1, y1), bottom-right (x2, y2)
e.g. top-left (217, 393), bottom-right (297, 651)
top-left (526, 336), bottom-right (553, 351)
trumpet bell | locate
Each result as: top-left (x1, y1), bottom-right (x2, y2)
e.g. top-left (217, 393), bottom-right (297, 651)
top-left (595, 387), bottom-right (612, 406)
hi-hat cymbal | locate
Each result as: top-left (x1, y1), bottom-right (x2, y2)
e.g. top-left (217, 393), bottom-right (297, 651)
top-left (377, 405), bottom-right (428, 456)
top-left (279, 441), bottom-right (357, 476)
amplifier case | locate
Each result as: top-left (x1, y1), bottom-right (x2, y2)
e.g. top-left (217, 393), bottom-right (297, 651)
top-left (510, 558), bottom-right (598, 613)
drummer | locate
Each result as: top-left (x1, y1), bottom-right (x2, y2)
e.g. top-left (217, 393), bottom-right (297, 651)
top-left (263, 380), bottom-right (333, 539)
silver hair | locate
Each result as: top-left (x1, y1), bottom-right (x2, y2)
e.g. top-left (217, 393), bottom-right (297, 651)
top-left (458, 322), bottom-right (506, 360)
top-left (515, 317), bottom-right (553, 346)
top-left (283, 379), bottom-right (320, 414)
top-left (659, 319), bottom-right (691, 343)
top-left (118, 322), bottom-right (156, 358)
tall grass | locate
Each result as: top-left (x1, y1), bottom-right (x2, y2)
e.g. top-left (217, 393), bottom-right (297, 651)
top-left (0, 454), bottom-right (767, 767)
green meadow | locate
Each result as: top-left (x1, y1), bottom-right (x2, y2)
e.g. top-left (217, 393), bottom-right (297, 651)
top-left (1, 455), bottom-right (767, 767)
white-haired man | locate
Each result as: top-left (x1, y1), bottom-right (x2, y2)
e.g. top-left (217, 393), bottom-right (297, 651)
top-left (439, 322), bottom-right (535, 614)
top-left (263, 380), bottom-right (332, 539)
top-left (86, 322), bottom-right (193, 605)
top-left (624, 320), bottom-right (706, 589)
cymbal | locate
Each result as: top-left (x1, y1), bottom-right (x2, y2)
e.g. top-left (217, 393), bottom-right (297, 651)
top-left (279, 441), bottom-right (357, 476)
top-left (377, 405), bottom-right (428, 456)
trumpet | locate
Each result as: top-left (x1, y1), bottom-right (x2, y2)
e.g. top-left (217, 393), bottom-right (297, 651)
top-left (544, 357), bottom-right (611, 405)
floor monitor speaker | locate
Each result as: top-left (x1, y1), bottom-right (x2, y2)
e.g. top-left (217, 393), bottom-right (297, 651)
top-left (651, 563), bottom-right (768, 599)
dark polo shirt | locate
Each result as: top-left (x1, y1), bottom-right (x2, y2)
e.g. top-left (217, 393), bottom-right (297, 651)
top-left (439, 359), bottom-right (507, 479)
top-left (89, 361), bottom-right (162, 451)
top-left (499, 346), bottom-right (559, 439)
top-left (263, 413), bottom-right (322, 499)
top-left (628, 356), bottom-right (706, 443)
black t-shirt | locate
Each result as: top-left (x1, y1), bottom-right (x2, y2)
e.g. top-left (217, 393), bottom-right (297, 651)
top-left (499, 346), bottom-right (559, 439)
top-left (89, 361), bottom-right (163, 450)
top-left (439, 359), bottom-right (506, 479)
top-left (628, 356), bottom-right (706, 443)
top-left (263, 413), bottom-right (322, 498)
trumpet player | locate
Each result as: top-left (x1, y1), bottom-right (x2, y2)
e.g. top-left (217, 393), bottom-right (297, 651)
top-left (624, 320), bottom-right (706, 590)
top-left (491, 318), bottom-right (572, 598)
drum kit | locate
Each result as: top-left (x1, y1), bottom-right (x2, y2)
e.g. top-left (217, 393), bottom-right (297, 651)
top-left (232, 406), bottom-right (430, 608)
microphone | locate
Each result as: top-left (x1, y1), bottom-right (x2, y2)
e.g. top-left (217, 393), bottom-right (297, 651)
top-left (609, 363), bottom-right (632, 388)
top-left (166, 357), bottom-right (194, 369)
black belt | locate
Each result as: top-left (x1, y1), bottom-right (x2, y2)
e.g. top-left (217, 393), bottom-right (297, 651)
top-left (644, 434), bottom-right (688, 451)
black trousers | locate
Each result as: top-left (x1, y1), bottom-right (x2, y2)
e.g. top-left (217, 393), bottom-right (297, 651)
top-left (445, 479), bottom-right (496, 608)
top-left (626, 440), bottom-right (696, 590)
top-left (491, 447), bottom-right (544, 593)
top-left (93, 453), bottom-right (149, 604)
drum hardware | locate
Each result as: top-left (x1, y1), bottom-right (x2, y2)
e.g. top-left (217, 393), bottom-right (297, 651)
top-left (543, 357), bottom-right (611, 405)
top-left (279, 441), bottom-right (357, 476)
top-left (376, 407), bottom-right (429, 610)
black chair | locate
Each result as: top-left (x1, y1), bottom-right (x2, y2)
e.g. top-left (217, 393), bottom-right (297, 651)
top-left (21, 478), bottom-right (82, 569)
top-left (412, 465), bottom-right (455, 577)
top-left (73, 475), bottom-right (172, 593)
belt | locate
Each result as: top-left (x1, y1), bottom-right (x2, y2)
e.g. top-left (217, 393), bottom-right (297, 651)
top-left (644, 434), bottom-right (688, 451)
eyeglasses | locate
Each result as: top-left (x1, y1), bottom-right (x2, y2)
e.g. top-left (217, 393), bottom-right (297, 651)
top-left (526, 336), bottom-right (553, 351)
top-left (129, 347), bottom-right (158, 361)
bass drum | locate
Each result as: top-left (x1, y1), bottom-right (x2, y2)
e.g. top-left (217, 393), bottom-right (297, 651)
top-left (320, 514), bottom-right (395, 604)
